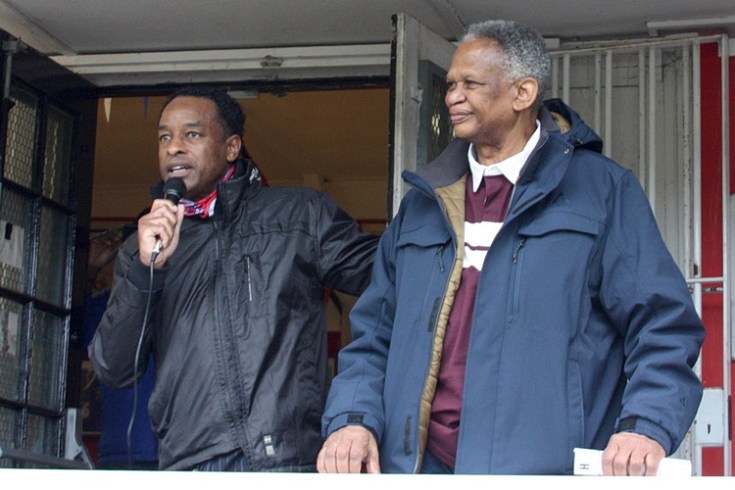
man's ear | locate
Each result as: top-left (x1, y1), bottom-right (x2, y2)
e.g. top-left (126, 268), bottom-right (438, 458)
top-left (226, 135), bottom-right (243, 162)
top-left (513, 77), bottom-right (539, 112)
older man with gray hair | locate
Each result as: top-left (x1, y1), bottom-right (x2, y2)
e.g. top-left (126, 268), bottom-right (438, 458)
top-left (317, 19), bottom-right (704, 476)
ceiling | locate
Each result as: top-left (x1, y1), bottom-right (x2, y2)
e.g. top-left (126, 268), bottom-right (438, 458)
top-left (1, 1), bottom-right (732, 222)
top-left (2, 0), bottom-right (734, 57)
top-left (1, 0), bottom-right (733, 87)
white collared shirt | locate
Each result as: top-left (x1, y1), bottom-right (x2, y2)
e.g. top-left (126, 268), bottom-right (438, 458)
top-left (467, 121), bottom-right (541, 192)
top-left (462, 121), bottom-right (541, 272)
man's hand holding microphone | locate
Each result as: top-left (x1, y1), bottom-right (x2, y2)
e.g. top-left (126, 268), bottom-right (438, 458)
top-left (137, 177), bottom-right (186, 268)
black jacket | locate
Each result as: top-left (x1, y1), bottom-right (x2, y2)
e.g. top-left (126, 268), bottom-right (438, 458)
top-left (89, 157), bottom-right (379, 470)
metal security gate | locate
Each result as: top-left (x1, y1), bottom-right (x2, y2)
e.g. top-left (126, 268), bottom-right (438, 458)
top-left (548, 34), bottom-right (731, 476)
top-left (0, 35), bottom-right (96, 469)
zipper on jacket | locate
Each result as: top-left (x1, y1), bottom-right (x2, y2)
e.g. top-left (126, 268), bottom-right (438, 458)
top-left (405, 171), bottom-right (458, 472)
top-left (403, 416), bottom-right (413, 456)
top-left (426, 243), bottom-right (449, 331)
top-left (245, 255), bottom-right (253, 301)
top-left (504, 133), bottom-right (554, 222)
top-left (427, 297), bottom-right (441, 332)
top-left (214, 218), bottom-right (255, 459)
top-left (512, 238), bottom-right (526, 263)
top-left (508, 237), bottom-right (527, 323)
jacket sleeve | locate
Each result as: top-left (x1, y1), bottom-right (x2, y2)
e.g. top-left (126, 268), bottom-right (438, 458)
top-left (313, 192), bottom-right (380, 296)
top-left (87, 236), bottom-right (163, 388)
top-left (597, 170), bottom-right (705, 454)
top-left (321, 214), bottom-right (399, 441)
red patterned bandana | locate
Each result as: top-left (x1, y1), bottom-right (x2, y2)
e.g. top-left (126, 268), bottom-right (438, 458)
top-left (182, 165), bottom-right (236, 219)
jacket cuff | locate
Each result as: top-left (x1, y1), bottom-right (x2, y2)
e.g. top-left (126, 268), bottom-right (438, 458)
top-left (126, 255), bottom-right (166, 291)
top-left (324, 412), bottom-right (382, 444)
top-left (616, 417), bottom-right (674, 455)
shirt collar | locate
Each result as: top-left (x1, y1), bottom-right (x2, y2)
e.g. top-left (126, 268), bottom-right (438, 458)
top-left (468, 121), bottom-right (541, 192)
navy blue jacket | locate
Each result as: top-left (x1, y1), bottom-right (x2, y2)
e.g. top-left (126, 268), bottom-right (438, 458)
top-left (322, 100), bottom-right (704, 474)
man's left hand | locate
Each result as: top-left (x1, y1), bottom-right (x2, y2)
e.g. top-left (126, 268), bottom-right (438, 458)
top-left (601, 432), bottom-right (665, 476)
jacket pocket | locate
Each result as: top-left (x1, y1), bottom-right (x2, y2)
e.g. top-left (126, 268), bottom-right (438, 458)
top-left (395, 226), bottom-right (452, 332)
top-left (395, 225), bottom-right (452, 248)
top-left (237, 239), bottom-right (268, 320)
top-left (518, 209), bottom-right (603, 237)
top-left (509, 210), bottom-right (603, 324)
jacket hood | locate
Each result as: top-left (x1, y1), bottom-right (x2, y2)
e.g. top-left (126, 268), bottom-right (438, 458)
top-left (543, 98), bottom-right (603, 153)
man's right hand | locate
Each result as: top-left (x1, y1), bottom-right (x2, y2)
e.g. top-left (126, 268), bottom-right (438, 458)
top-left (137, 199), bottom-right (184, 268)
top-left (317, 425), bottom-right (381, 473)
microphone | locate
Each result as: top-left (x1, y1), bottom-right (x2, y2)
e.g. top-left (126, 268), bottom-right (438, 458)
top-left (163, 177), bottom-right (186, 205)
top-left (152, 178), bottom-right (186, 256)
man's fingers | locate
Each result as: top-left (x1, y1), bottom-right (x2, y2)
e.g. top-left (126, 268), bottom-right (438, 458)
top-left (322, 441), bottom-right (362, 473)
top-left (317, 426), bottom-right (379, 474)
top-left (627, 451), bottom-right (645, 476)
top-left (612, 450), bottom-right (629, 476)
top-left (346, 440), bottom-right (364, 473)
top-left (602, 432), bottom-right (665, 476)
top-left (317, 440), bottom-right (340, 473)
top-left (643, 452), bottom-right (660, 476)
top-left (364, 437), bottom-right (381, 473)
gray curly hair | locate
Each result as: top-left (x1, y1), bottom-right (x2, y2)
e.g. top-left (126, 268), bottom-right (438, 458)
top-left (462, 20), bottom-right (551, 111)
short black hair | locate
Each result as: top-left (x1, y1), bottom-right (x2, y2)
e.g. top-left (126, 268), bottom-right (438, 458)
top-left (162, 85), bottom-right (245, 138)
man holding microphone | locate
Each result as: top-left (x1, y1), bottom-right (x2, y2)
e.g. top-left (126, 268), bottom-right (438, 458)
top-left (89, 86), bottom-right (378, 471)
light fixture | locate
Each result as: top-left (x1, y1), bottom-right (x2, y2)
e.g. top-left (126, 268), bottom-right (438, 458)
top-left (646, 15), bottom-right (735, 36)
top-left (228, 90), bottom-right (259, 100)
top-left (260, 55), bottom-right (283, 68)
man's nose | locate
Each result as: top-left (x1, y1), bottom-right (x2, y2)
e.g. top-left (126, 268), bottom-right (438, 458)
top-left (445, 86), bottom-right (464, 107)
top-left (165, 135), bottom-right (186, 154)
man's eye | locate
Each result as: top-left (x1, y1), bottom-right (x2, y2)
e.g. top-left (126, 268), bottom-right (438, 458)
top-left (186, 131), bottom-right (200, 138)
top-left (159, 134), bottom-right (171, 142)
top-left (446, 81), bottom-right (457, 90)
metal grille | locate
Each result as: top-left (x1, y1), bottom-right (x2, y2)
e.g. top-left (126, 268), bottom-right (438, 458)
top-left (549, 35), bottom-right (732, 475)
top-left (0, 298), bottom-right (23, 402)
top-left (35, 207), bottom-right (69, 307)
top-left (417, 60), bottom-right (453, 169)
top-left (43, 106), bottom-right (74, 205)
top-left (26, 413), bottom-right (60, 457)
top-left (549, 41), bottom-right (696, 273)
top-left (0, 189), bottom-right (30, 293)
top-left (4, 89), bottom-right (38, 187)
top-left (0, 54), bottom-right (82, 469)
top-left (0, 407), bottom-right (16, 468)
top-left (428, 68), bottom-right (452, 159)
top-left (27, 309), bottom-right (65, 411)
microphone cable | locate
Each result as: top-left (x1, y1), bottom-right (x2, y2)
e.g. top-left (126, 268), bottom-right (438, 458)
top-left (125, 250), bottom-right (158, 469)
top-left (124, 177), bottom-right (185, 469)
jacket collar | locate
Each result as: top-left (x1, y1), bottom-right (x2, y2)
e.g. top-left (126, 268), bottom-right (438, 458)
top-left (403, 102), bottom-right (590, 221)
top-left (214, 156), bottom-right (262, 223)
top-left (149, 155), bottom-right (263, 224)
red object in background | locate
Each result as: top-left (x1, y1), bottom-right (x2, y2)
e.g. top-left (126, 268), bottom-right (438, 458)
top-left (698, 41), bottom-right (735, 476)
top-left (83, 436), bottom-right (99, 466)
top-left (327, 331), bottom-right (342, 359)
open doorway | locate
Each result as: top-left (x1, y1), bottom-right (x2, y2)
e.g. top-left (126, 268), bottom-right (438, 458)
top-left (90, 88), bottom-right (390, 228)
top-left (80, 86), bottom-right (390, 466)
